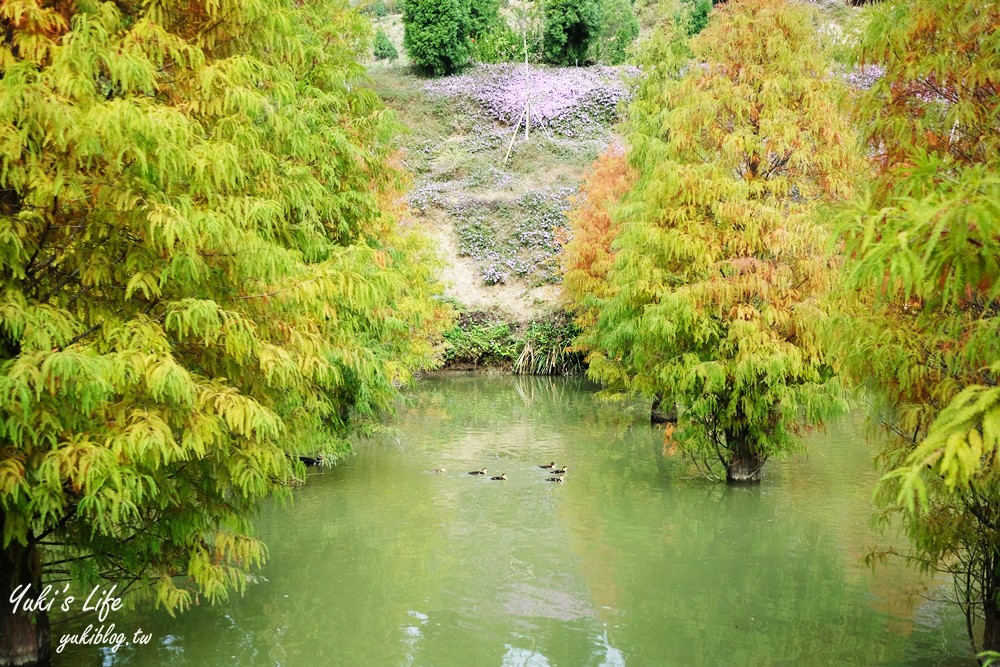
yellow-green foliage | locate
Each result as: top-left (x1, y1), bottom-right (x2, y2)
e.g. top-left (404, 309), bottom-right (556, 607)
top-left (0, 0), bottom-right (448, 620)
top-left (832, 0), bottom-right (1000, 504)
top-left (830, 0), bottom-right (1000, 650)
top-left (581, 0), bottom-right (860, 481)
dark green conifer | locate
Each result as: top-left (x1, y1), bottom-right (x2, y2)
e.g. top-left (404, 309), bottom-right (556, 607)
top-left (403, 0), bottom-right (471, 75)
top-left (542, 0), bottom-right (603, 65)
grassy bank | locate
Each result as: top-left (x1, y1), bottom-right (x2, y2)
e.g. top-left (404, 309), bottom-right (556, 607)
top-left (442, 305), bottom-right (584, 374)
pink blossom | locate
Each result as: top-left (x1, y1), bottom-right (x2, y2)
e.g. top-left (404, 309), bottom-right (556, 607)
top-left (425, 64), bottom-right (638, 136)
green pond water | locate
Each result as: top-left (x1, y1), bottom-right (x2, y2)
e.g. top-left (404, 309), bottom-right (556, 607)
top-left (55, 375), bottom-right (971, 666)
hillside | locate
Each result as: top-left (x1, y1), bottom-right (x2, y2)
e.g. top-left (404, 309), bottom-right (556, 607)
top-left (369, 64), bottom-right (631, 321)
top-left (364, 0), bottom-right (860, 368)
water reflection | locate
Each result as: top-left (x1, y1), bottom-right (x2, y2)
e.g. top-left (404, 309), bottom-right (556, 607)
top-left (56, 375), bottom-right (968, 666)
top-left (501, 645), bottom-right (550, 667)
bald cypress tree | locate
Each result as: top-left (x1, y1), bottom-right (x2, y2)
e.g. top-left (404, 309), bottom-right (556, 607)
top-left (582, 0), bottom-right (859, 482)
top-left (831, 0), bottom-right (1000, 653)
top-left (0, 1), bottom-right (448, 663)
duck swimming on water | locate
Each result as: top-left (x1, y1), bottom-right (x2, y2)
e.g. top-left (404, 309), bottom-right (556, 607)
top-left (545, 476), bottom-right (564, 483)
top-left (539, 461), bottom-right (557, 469)
top-left (469, 468), bottom-right (487, 475)
top-left (490, 473), bottom-right (508, 481)
top-left (550, 466), bottom-right (567, 475)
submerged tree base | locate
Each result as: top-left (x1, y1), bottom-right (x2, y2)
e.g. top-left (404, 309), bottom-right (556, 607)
top-left (725, 470), bottom-right (763, 484)
top-left (0, 612), bottom-right (49, 667)
top-left (725, 451), bottom-right (764, 484)
top-left (982, 597), bottom-right (1000, 656)
top-left (1, 543), bottom-right (50, 667)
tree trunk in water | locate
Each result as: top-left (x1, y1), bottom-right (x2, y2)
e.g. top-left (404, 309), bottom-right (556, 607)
top-left (0, 540), bottom-right (50, 667)
top-left (983, 565), bottom-right (1000, 656)
top-left (725, 433), bottom-right (763, 484)
top-left (650, 393), bottom-right (676, 425)
top-left (985, 605), bottom-right (1000, 658)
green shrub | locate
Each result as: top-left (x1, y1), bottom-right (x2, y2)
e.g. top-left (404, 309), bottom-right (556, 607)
top-left (443, 314), bottom-right (521, 367)
top-left (472, 7), bottom-right (545, 64)
top-left (362, 0), bottom-right (389, 17)
top-left (468, 0), bottom-right (500, 39)
top-left (515, 316), bottom-right (585, 376)
top-left (592, 0), bottom-right (638, 64)
top-left (403, 0), bottom-right (471, 75)
top-left (471, 21), bottom-right (523, 63)
top-left (542, 0), bottom-right (602, 65)
top-left (374, 28), bottom-right (399, 60)
top-left (681, 0), bottom-right (718, 36)
top-left (442, 310), bottom-right (584, 374)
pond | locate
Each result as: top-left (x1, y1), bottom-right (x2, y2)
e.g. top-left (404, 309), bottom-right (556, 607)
top-left (55, 375), bottom-right (970, 666)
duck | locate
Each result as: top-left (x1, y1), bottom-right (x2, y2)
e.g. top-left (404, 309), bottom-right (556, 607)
top-left (538, 461), bottom-right (557, 469)
top-left (469, 468), bottom-right (487, 475)
top-left (550, 465), bottom-right (568, 475)
top-left (545, 476), bottom-right (564, 483)
top-left (431, 468), bottom-right (447, 474)
top-left (490, 473), bottom-right (508, 481)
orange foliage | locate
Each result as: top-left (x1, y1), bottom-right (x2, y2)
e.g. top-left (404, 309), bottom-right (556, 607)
top-left (561, 146), bottom-right (636, 329)
top-left (661, 423), bottom-right (677, 457)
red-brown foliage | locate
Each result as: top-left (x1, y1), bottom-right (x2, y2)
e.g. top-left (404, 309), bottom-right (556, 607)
top-left (561, 146), bottom-right (635, 329)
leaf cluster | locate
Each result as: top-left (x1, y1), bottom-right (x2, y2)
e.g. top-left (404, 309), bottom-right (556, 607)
top-left (468, 0), bottom-right (501, 40)
top-left (561, 146), bottom-right (635, 329)
top-left (833, 0), bottom-right (1000, 487)
top-left (591, 0), bottom-right (640, 65)
top-left (827, 0), bottom-right (1000, 638)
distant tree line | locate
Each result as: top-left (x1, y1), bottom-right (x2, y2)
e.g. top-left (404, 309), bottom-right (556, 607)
top-left (400, 0), bottom-right (643, 74)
